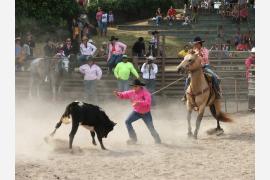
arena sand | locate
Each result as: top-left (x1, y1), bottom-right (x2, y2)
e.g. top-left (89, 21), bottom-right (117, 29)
top-left (15, 98), bottom-right (254, 180)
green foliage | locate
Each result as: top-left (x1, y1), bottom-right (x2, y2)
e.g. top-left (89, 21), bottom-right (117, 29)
top-left (87, 0), bottom-right (175, 23)
top-left (15, 0), bottom-right (81, 36)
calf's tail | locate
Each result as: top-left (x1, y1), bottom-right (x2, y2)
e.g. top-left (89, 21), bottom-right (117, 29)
top-left (50, 104), bottom-right (72, 137)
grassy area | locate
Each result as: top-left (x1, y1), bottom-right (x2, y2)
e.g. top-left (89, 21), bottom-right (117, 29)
top-left (34, 21), bottom-right (186, 57)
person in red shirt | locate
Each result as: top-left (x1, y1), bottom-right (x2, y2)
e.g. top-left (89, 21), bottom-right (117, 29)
top-left (245, 47), bottom-right (255, 80)
top-left (167, 6), bottom-right (176, 26)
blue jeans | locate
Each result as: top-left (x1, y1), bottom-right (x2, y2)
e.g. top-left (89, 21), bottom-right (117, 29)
top-left (117, 79), bottom-right (129, 92)
top-left (83, 80), bottom-right (97, 103)
top-left (108, 54), bottom-right (122, 72)
top-left (125, 111), bottom-right (161, 143)
top-left (144, 79), bottom-right (156, 106)
top-left (97, 20), bottom-right (102, 32)
top-left (156, 16), bottom-right (162, 25)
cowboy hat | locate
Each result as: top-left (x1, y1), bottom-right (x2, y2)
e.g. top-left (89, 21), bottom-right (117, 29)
top-left (130, 79), bottom-right (145, 86)
top-left (109, 36), bottom-right (118, 41)
top-left (191, 36), bottom-right (205, 44)
top-left (251, 47), bottom-right (255, 53)
top-left (147, 55), bottom-right (156, 61)
top-left (82, 36), bottom-right (88, 41)
top-left (88, 39), bottom-right (94, 43)
top-left (122, 54), bottom-right (130, 59)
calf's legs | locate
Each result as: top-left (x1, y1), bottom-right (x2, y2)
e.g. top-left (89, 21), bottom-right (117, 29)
top-left (90, 131), bottom-right (97, 145)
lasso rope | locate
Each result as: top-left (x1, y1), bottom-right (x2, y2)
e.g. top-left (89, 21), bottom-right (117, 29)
top-left (151, 76), bottom-right (185, 95)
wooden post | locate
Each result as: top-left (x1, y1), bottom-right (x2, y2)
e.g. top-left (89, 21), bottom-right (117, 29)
top-left (234, 79), bottom-right (239, 113)
top-left (157, 33), bottom-right (160, 58)
top-left (161, 35), bottom-right (166, 96)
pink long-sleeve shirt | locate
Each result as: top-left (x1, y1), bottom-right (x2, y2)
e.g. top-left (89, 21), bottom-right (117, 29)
top-left (107, 41), bottom-right (127, 61)
top-left (116, 87), bottom-right (151, 114)
top-left (245, 55), bottom-right (255, 80)
top-left (198, 47), bottom-right (209, 66)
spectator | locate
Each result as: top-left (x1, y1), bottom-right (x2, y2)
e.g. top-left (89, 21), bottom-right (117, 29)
top-left (15, 37), bottom-right (25, 71)
top-left (44, 38), bottom-right (56, 58)
top-left (63, 38), bottom-right (74, 57)
top-left (114, 55), bottom-right (139, 92)
top-left (82, 23), bottom-right (90, 39)
top-left (79, 36), bottom-right (97, 65)
top-left (141, 56), bottom-right (158, 106)
top-left (178, 44), bottom-right (190, 58)
top-left (182, 15), bottom-right (191, 26)
top-left (240, 6), bottom-right (248, 22)
top-left (108, 10), bottom-right (114, 27)
top-left (97, 41), bottom-right (108, 57)
top-left (26, 32), bottom-right (35, 58)
top-left (132, 37), bottom-right (146, 57)
top-left (113, 79), bottom-right (161, 145)
top-left (101, 10), bottom-right (108, 37)
top-left (79, 58), bottom-right (102, 102)
top-left (236, 39), bottom-right (248, 51)
top-left (167, 6), bottom-right (177, 26)
top-left (233, 29), bottom-right (241, 48)
top-left (191, 0), bottom-right (199, 23)
top-left (245, 47), bottom-right (255, 80)
top-left (96, 7), bottom-right (103, 36)
top-left (107, 36), bottom-right (127, 73)
top-left (232, 4), bottom-right (240, 23)
top-left (155, 8), bottom-right (162, 26)
top-left (149, 31), bottom-right (159, 57)
top-left (72, 22), bottom-right (80, 42)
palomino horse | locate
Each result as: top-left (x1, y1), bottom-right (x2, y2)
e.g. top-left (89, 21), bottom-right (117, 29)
top-left (177, 52), bottom-right (233, 139)
top-left (29, 57), bottom-right (69, 100)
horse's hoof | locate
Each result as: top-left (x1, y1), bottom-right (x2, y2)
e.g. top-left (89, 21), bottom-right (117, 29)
top-left (206, 128), bottom-right (218, 135)
top-left (216, 128), bottom-right (224, 136)
top-left (187, 132), bottom-right (193, 138)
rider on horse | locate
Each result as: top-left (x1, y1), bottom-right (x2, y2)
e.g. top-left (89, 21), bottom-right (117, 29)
top-left (182, 36), bottom-right (221, 101)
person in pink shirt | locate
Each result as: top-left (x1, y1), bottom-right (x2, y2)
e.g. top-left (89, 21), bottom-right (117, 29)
top-left (182, 36), bottom-right (221, 101)
top-left (245, 47), bottom-right (255, 80)
top-left (96, 7), bottom-right (103, 36)
top-left (107, 36), bottom-right (127, 73)
top-left (113, 79), bottom-right (161, 145)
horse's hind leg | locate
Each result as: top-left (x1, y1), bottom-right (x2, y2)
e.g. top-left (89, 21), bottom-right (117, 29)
top-left (212, 100), bottom-right (224, 136)
top-left (90, 131), bottom-right (97, 145)
top-left (193, 106), bottom-right (206, 139)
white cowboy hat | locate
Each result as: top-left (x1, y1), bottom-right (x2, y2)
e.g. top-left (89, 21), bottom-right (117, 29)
top-left (147, 55), bottom-right (156, 60)
top-left (88, 39), bottom-right (94, 43)
top-left (251, 47), bottom-right (255, 53)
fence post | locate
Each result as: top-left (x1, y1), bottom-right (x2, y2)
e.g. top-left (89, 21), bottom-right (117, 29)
top-left (234, 79), bottom-right (239, 112)
top-left (161, 35), bottom-right (166, 96)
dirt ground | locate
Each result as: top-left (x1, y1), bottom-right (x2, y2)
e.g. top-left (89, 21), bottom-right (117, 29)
top-left (15, 97), bottom-right (254, 180)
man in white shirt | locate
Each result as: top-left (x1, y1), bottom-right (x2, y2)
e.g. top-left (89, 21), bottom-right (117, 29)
top-left (101, 11), bottom-right (108, 37)
top-left (79, 57), bottom-right (102, 103)
top-left (79, 36), bottom-right (97, 65)
top-left (141, 55), bottom-right (158, 106)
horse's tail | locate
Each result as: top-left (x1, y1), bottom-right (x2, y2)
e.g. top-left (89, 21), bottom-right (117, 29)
top-left (218, 111), bottom-right (233, 122)
top-left (210, 103), bottom-right (233, 123)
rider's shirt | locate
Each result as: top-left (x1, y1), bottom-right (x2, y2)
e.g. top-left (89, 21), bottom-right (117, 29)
top-left (197, 47), bottom-right (209, 66)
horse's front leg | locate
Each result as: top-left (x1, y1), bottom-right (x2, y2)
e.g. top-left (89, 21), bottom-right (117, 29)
top-left (186, 102), bottom-right (193, 137)
top-left (193, 105), bottom-right (206, 139)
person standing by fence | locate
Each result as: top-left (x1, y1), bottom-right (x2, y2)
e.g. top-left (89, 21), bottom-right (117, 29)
top-left (113, 79), bottom-right (161, 145)
top-left (245, 47), bottom-right (255, 81)
top-left (79, 36), bottom-right (97, 65)
top-left (141, 56), bottom-right (158, 106)
top-left (114, 55), bottom-right (139, 92)
top-left (79, 58), bottom-right (102, 103)
top-left (96, 7), bottom-right (103, 36)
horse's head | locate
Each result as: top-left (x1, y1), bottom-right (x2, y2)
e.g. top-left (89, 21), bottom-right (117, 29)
top-left (61, 57), bottom-right (69, 73)
top-left (177, 50), bottom-right (202, 74)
